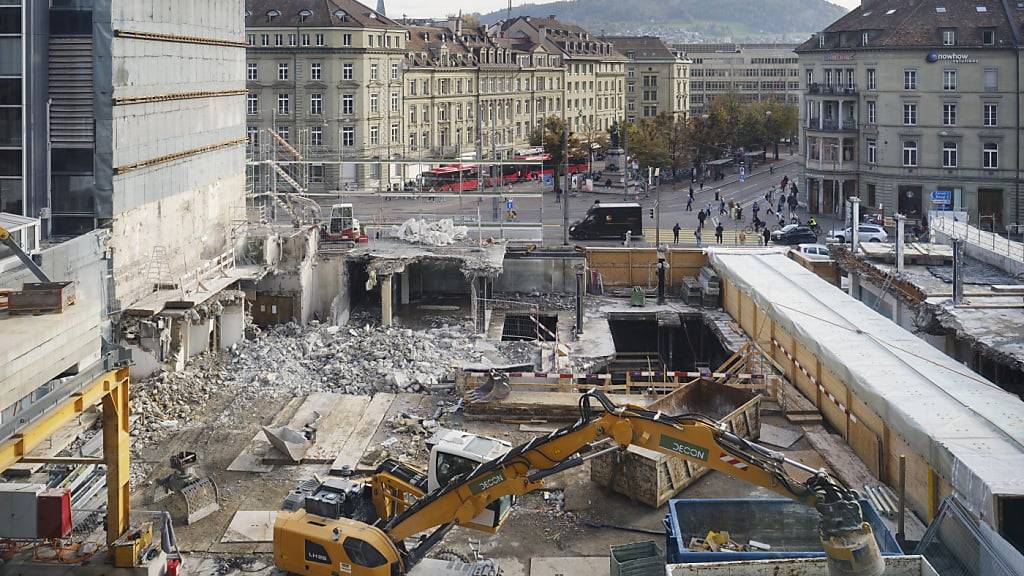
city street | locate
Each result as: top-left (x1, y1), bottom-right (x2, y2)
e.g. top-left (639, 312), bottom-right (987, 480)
top-left (343, 152), bottom-right (846, 246)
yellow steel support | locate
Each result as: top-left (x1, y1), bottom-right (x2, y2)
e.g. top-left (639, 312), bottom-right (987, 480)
top-left (0, 368), bottom-right (131, 546)
top-left (104, 370), bottom-right (131, 546)
top-left (927, 467), bottom-right (939, 522)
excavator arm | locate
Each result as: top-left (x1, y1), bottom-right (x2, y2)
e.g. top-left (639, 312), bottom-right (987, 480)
top-left (386, 391), bottom-right (882, 576)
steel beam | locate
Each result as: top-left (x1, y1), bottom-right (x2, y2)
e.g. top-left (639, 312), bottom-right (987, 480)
top-left (18, 456), bottom-right (104, 465)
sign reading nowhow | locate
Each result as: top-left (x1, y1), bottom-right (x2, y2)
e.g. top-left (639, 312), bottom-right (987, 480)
top-left (926, 51), bottom-right (978, 64)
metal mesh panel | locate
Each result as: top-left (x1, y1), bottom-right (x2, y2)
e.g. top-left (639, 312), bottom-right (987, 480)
top-left (915, 497), bottom-right (1020, 576)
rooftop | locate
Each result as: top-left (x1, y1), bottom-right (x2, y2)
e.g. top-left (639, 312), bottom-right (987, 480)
top-left (244, 0), bottom-right (400, 30)
top-left (603, 36), bottom-right (681, 61)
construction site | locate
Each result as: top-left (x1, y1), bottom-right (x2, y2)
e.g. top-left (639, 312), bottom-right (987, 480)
top-left (1, 2), bottom-right (1023, 576)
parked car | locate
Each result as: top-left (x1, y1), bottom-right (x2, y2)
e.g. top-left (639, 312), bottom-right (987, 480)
top-left (771, 224), bottom-right (818, 245)
top-left (790, 241), bottom-right (831, 258)
top-left (829, 224), bottom-right (888, 243)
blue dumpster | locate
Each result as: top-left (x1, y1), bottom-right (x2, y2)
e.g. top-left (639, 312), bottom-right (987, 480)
top-left (664, 498), bottom-right (902, 563)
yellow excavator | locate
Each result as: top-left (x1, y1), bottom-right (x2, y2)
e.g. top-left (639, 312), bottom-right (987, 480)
top-left (273, 391), bottom-right (885, 576)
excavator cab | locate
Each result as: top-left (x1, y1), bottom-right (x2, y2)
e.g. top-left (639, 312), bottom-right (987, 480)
top-left (427, 430), bottom-right (514, 532)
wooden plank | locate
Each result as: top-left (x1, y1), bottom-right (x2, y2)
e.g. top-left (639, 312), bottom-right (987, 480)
top-left (302, 395), bottom-right (372, 463)
top-left (778, 379), bottom-right (818, 415)
top-left (6, 408), bottom-right (100, 477)
top-left (803, 425), bottom-right (878, 489)
top-left (330, 393), bottom-right (396, 474)
top-left (848, 418), bottom-right (882, 477)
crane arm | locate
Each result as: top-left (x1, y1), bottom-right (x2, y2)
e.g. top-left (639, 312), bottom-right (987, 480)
top-left (385, 391), bottom-right (862, 546)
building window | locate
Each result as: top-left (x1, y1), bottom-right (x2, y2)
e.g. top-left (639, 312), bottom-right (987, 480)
top-left (275, 34), bottom-right (284, 46)
top-left (247, 93), bottom-right (258, 115)
top-left (369, 125), bottom-right (379, 146)
top-left (867, 101), bottom-right (877, 124)
top-left (277, 127), bottom-right (289, 142)
top-left (278, 63), bottom-right (289, 81)
top-left (982, 29), bottom-right (995, 45)
top-left (310, 93), bottom-right (323, 115)
top-left (409, 133), bottom-right (417, 150)
top-left (938, 71), bottom-right (955, 93)
top-left (984, 68), bottom-right (998, 91)
top-left (247, 63), bottom-right (258, 81)
top-left (983, 142), bottom-right (999, 168)
top-left (311, 126), bottom-right (323, 147)
top-left (369, 94), bottom-right (379, 114)
top-left (824, 69), bottom-right (832, 86)
top-left (903, 69), bottom-right (917, 90)
top-left (310, 164), bottom-right (324, 183)
top-left (310, 63), bottom-right (321, 81)
top-left (862, 31), bottom-right (869, 45)
top-left (301, 34), bottom-right (310, 46)
top-left (341, 127), bottom-right (354, 147)
top-left (370, 64), bottom-right (379, 80)
top-left (277, 94), bottom-right (290, 115)
top-left (247, 34), bottom-right (256, 46)
top-left (246, 125), bottom-right (259, 147)
top-left (315, 33), bottom-right (324, 46)
top-left (390, 92), bottom-right (399, 111)
top-left (408, 80), bottom-right (417, 96)
top-left (902, 141), bottom-right (918, 167)
top-left (342, 94), bottom-right (354, 114)
top-left (391, 63), bottom-right (399, 80)
top-left (867, 139), bottom-right (877, 164)
top-left (942, 103), bottom-right (956, 126)
top-left (343, 33), bottom-right (352, 46)
top-left (866, 68), bottom-right (876, 90)
top-left (390, 123), bottom-right (399, 143)
top-left (984, 103), bottom-right (998, 127)
top-left (343, 64), bottom-right (353, 80)
top-left (409, 105), bottom-right (416, 123)
top-left (288, 34), bottom-right (297, 46)
top-left (942, 141), bottom-right (957, 167)
top-left (941, 28), bottom-right (956, 46)
top-left (261, 34), bottom-right (270, 46)
top-left (903, 103), bottom-right (917, 126)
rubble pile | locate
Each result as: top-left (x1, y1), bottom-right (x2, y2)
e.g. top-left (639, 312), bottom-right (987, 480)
top-left (131, 361), bottom-right (226, 446)
top-left (391, 218), bottom-right (469, 246)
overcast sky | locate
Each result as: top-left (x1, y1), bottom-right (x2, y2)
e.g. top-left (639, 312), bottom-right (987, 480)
top-left (385, 0), bottom-right (860, 20)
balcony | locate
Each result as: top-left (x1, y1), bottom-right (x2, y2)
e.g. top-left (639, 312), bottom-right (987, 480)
top-left (805, 118), bottom-right (858, 132)
top-left (808, 83), bottom-right (858, 96)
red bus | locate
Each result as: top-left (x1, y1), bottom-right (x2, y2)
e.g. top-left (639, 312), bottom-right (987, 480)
top-left (512, 153), bottom-right (588, 180)
top-left (420, 165), bottom-right (480, 192)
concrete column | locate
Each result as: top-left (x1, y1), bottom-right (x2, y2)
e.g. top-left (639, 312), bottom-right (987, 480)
top-left (895, 214), bottom-right (906, 274)
top-left (851, 196), bottom-right (861, 254)
top-left (381, 274), bottom-right (394, 326)
top-left (818, 100), bottom-right (823, 130)
top-left (848, 271), bottom-right (860, 298)
top-left (575, 268), bottom-right (585, 335)
top-left (838, 102), bottom-right (843, 130)
top-left (400, 271), bottom-right (410, 305)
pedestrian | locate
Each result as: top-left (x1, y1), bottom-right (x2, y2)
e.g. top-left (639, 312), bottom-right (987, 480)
top-left (769, 164), bottom-right (775, 175)
top-left (752, 201), bottom-right (759, 219)
top-left (694, 228), bottom-right (702, 246)
top-left (686, 196), bottom-right (693, 211)
top-left (714, 189), bottom-right (720, 202)
top-left (719, 199), bottom-right (726, 215)
top-left (673, 222), bottom-right (681, 244)
top-left (697, 209), bottom-right (707, 230)
top-left (699, 180), bottom-right (704, 191)
top-left (762, 226), bottom-right (771, 246)
top-left (777, 196), bottom-right (785, 214)
top-left (715, 221), bottom-right (724, 244)
top-left (781, 175), bottom-right (789, 190)
top-left (689, 186), bottom-right (694, 199)
top-left (777, 212), bottom-right (785, 227)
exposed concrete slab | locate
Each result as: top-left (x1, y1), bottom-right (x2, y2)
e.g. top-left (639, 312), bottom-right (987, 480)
top-left (221, 511), bottom-right (276, 543)
top-left (348, 239), bottom-right (507, 279)
top-left (530, 557), bottom-right (609, 576)
top-left (759, 423), bottom-right (803, 448)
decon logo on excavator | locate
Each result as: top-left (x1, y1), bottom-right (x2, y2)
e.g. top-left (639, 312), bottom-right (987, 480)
top-left (469, 471), bottom-right (507, 495)
top-left (659, 435), bottom-right (709, 461)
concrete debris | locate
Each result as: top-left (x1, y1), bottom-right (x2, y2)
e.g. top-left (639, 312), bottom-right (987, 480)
top-left (391, 218), bottom-right (469, 246)
top-left (129, 320), bottom-right (495, 447)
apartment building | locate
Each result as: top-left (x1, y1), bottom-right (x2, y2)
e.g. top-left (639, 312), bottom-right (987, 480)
top-left (604, 36), bottom-right (690, 122)
top-left (796, 0), bottom-right (1023, 226)
top-left (500, 16), bottom-right (627, 136)
top-left (676, 43), bottom-right (800, 116)
top-left (245, 0), bottom-right (408, 191)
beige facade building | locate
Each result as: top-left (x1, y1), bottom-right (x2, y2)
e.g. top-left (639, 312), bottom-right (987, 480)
top-left (676, 43), bottom-right (800, 116)
top-left (797, 0), bottom-right (1023, 226)
top-left (245, 0), bottom-right (408, 191)
top-left (500, 16), bottom-right (627, 136)
top-left (605, 36), bottom-right (690, 122)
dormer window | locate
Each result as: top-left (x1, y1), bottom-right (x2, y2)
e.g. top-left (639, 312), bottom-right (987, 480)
top-left (334, 9), bottom-right (348, 21)
top-left (267, 9), bottom-right (281, 22)
top-left (818, 35), bottom-right (825, 48)
top-left (862, 31), bottom-right (869, 45)
top-left (982, 28), bottom-right (996, 44)
top-left (941, 28), bottom-right (956, 46)
top-left (298, 9), bottom-right (312, 22)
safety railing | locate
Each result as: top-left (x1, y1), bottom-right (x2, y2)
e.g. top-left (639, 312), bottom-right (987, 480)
top-left (915, 496), bottom-right (1020, 576)
top-left (930, 212), bottom-right (1024, 265)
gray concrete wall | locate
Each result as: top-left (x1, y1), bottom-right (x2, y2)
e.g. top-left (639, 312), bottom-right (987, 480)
top-left (933, 228), bottom-right (1024, 276)
top-left (98, 0), bottom-right (246, 309)
top-left (494, 256), bottom-right (585, 293)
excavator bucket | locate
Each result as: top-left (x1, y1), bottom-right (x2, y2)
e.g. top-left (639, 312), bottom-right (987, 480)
top-left (179, 477), bottom-right (221, 524)
top-left (466, 371), bottom-right (510, 403)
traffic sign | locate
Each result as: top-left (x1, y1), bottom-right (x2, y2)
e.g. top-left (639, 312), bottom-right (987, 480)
top-left (931, 189), bottom-right (952, 206)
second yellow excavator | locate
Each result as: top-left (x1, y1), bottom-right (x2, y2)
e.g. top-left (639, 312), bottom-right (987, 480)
top-left (273, 391), bottom-right (885, 576)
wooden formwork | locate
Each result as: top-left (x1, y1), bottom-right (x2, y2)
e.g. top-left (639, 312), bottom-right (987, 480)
top-left (585, 248), bottom-right (707, 288)
top-left (787, 250), bottom-right (841, 286)
top-left (719, 275), bottom-right (953, 523)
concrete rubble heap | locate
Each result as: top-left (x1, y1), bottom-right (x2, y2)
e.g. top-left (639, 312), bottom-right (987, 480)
top-left (129, 320), bottom-right (492, 446)
top-left (390, 218), bottom-right (470, 246)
